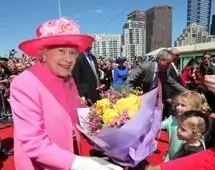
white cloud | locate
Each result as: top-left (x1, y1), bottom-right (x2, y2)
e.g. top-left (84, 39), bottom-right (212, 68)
top-left (95, 9), bottom-right (103, 14)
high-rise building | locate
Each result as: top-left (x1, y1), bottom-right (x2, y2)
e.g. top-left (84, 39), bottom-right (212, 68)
top-left (174, 23), bottom-right (215, 46)
top-left (127, 10), bottom-right (146, 22)
top-left (122, 10), bottom-right (146, 60)
top-left (187, 0), bottom-right (212, 32)
top-left (91, 34), bottom-right (121, 59)
top-left (146, 5), bottom-right (172, 53)
top-left (210, 14), bottom-right (215, 35)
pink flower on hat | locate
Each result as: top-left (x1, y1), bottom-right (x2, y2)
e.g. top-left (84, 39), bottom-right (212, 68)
top-left (38, 18), bottom-right (80, 38)
top-left (57, 18), bottom-right (80, 34)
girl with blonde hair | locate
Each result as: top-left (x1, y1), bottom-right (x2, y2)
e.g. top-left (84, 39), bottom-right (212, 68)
top-left (175, 110), bottom-right (209, 158)
top-left (161, 90), bottom-right (205, 161)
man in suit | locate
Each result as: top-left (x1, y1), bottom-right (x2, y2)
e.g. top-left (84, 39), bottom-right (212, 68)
top-left (72, 46), bottom-right (100, 105)
top-left (128, 49), bottom-right (185, 119)
top-left (163, 48), bottom-right (186, 117)
top-left (128, 49), bottom-right (173, 93)
top-left (165, 48), bottom-right (185, 99)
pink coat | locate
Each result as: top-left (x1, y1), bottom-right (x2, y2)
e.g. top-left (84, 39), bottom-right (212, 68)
top-left (10, 63), bottom-right (81, 170)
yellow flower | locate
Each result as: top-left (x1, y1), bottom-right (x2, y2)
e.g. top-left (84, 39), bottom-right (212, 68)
top-left (102, 108), bottom-right (119, 125)
top-left (116, 94), bottom-right (141, 118)
top-left (95, 98), bottom-right (110, 115)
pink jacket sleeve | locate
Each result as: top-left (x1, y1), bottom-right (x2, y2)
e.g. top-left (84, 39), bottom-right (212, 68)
top-left (160, 149), bottom-right (215, 170)
top-left (10, 75), bottom-right (76, 170)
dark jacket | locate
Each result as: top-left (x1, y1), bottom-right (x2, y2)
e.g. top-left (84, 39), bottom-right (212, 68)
top-left (204, 91), bottom-right (215, 148)
top-left (72, 53), bottom-right (100, 105)
top-left (164, 64), bottom-right (186, 99)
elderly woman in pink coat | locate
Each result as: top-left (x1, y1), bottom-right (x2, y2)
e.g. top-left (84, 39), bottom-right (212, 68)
top-left (10, 18), bottom-right (123, 170)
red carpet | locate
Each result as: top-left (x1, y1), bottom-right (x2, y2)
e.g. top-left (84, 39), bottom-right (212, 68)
top-left (0, 124), bottom-right (14, 170)
top-left (0, 124), bottom-right (168, 170)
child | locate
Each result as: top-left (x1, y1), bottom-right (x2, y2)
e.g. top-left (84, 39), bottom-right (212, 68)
top-left (161, 90), bottom-right (203, 161)
top-left (175, 110), bottom-right (209, 158)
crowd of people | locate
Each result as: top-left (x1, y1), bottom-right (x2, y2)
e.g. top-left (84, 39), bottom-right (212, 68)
top-left (0, 17), bottom-right (215, 170)
top-left (0, 52), bottom-right (36, 157)
top-left (0, 53), bottom-right (35, 121)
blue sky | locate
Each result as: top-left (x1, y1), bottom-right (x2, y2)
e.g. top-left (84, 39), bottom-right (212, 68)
top-left (0, 0), bottom-right (214, 56)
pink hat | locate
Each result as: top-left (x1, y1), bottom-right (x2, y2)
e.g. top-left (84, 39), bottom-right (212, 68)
top-left (19, 17), bottom-right (94, 57)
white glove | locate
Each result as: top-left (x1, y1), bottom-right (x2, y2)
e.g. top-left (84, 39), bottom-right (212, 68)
top-left (71, 156), bottom-right (123, 170)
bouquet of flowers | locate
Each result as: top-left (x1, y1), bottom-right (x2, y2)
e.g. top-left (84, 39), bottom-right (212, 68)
top-left (87, 89), bottom-right (141, 135)
top-left (77, 63), bottom-right (163, 167)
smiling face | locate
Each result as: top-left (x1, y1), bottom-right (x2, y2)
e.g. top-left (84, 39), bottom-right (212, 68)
top-left (175, 101), bottom-right (190, 117)
top-left (42, 46), bottom-right (79, 77)
top-left (174, 91), bottom-right (202, 117)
